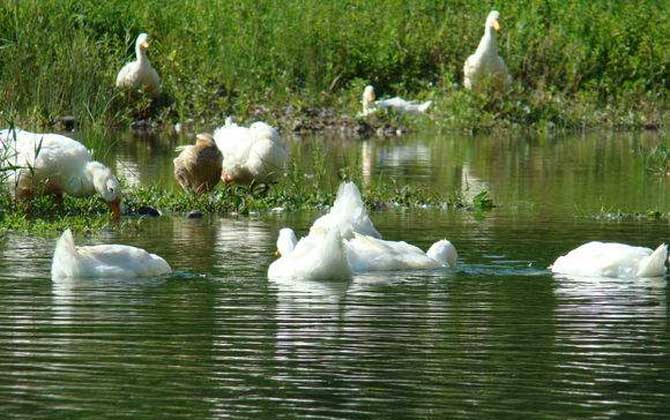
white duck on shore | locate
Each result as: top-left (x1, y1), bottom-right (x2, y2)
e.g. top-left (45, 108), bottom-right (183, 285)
top-left (0, 128), bottom-right (121, 219)
top-left (360, 85), bottom-right (432, 116)
top-left (116, 33), bottom-right (161, 97)
top-left (463, 10), bottom-right (511, 91)
top-left (213, 118), bottom-right (288, 184)
top-left (51, 229), bottom-right (172, 279)
top-left (550, 242), bottom-right (668, 278)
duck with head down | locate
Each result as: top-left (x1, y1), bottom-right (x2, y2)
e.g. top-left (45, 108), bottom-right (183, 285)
top-left (173, 132), bottom-right (223, 194)
top-left (0, 128), bottom-right (122, 220)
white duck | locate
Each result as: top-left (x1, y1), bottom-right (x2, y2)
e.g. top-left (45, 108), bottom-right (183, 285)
top-left (276, 228), bottom-right (457, 274)
top-left (51, 229), bottom-right (172, 279)
top-left (116, 33), bottom-right (161, 97)
top-left (463, 10), bottom-right (511, 91)
top-left (360, 85), bottom-right (432, 116)
top-left (346, 234), bottom-right (457, 272)
top-left (550, 242), bottom-right (668, 278)
top-left (268, 228), bottom-right (352, 282)
top-left (269, 181), bottom-right (458, 278)
top-left (213, 118), bottom-right (288, 184)
top-left (0, 128), bottom-right (121, 219)
top-left (309, 181), bottom-right (381, 239)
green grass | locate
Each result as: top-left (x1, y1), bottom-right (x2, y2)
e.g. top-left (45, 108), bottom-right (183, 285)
top-left (0, 180), bottom-right (474, 234)
top-left (1, 0), bottom-right (670, 137)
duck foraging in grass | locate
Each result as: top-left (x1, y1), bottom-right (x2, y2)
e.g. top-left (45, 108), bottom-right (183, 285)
top-left (213, 118), bottom-right (287, 184)
top-left (0, 128), bottom-right (122, 220)
top-left (360, 85), bottom-right (432, 117)
top-left (116, 33), bottom-right (161, 97)
top-left (51, 229), bottom-right (172, 279)
top-left (173, 132), bottom-right (223, 194)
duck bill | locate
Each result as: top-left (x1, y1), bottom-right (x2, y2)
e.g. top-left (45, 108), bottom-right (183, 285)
top-left (108, 199), bottom-right (122, 221)
top-left (221, 171), bottom-right (234, 184)
top-left (493, 20), bottom-right (501, 31)
top-left (141, 41), bottom-right (150, 49)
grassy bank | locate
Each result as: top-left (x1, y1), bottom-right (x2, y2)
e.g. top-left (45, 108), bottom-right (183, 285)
top-left (1, 0), bottom-right (669, 136)
top-left (0, 161), bottom-right (481, 234)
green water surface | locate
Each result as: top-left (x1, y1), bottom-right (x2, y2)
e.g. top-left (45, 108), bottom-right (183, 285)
top-left (1, 131), bottom-right (669, 418)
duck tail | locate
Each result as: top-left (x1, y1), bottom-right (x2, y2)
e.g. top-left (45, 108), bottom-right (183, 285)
top-left (427, 239), bottom-right (458, 267)
top-left (418, 100), bottom-right (432, 113)
top-left (636, 243), bottom-right (668, 278)
top-left (333, 182), bottom-right (381, 239)
top-left (51, 229), bottom-right (80, 278)
top-left (319, 229), bottom-right (353, 280)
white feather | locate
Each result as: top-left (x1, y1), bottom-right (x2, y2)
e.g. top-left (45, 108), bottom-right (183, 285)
top-left (0, 128), bottom-right (120, 204)
top-left (463, 10), bottom-right (511, 90)
top-left (213, 120), bottom-right (287, 183)
top-left (51, 229), bottom-right (172, 279)
top-left (310, 181), bottom-right (381, 240)
top-left (116, 33), bottom-right (160, 97)
top-left (550, 242), bottom-right (668, 278)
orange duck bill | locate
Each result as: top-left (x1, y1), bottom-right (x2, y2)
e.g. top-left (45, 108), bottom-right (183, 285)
top-left (107, 198), bottom-right (122, 221)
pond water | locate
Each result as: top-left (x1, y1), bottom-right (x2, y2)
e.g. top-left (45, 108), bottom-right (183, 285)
top-left (1, 131), bottom-right (669, 418)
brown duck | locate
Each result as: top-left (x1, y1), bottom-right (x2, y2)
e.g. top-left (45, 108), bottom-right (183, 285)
top-left (173, 133), bottom-right (223, 194)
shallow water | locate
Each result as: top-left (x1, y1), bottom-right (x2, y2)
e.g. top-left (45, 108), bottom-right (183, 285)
top-left (1, 131), bottom-right (669, 418)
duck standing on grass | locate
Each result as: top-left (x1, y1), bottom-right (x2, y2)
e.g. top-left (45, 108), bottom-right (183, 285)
top-left (463, 10), bottom-right (511, 91)
top-left (51, 229), bottom-right (172, 278)
top-left (360, 85), bottom-right (432, 116)
top-left (213, 118), bottom-right (288, 184)
top-left (550, 242), bottom-right (668, 278)
top-left (173, 133), bottom-right (223, 194)
top-left (116, 33), bottom-right (161, 97)
top-left (0, 128), bottom-right (122, 220)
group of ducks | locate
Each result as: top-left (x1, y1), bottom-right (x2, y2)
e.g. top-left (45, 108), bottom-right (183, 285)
top-left (0, 127), bottom-right (666, 281)
top-left (47, 179), bottom-right (669, 282)
top-left (4, 11), bottom-right (669, 282)
top-left (0, 119), bottom-right (287, 217)
top-left (114, 10), bottom-right (512, 121)
top-left (173, 119), bottom-right (288, 194)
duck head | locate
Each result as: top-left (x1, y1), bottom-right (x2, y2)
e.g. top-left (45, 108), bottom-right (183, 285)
top-left (136, 33), bottom-right (150, 51)
top-left (362, 85), bottom-right (376, 113)
top-left (89, 161), bottom-right (122, 221)
top-left (486, 10), bottom-right (501, 31)
top-left (195, 132), bottom-right (216, 148)
top-left (275, 228), bottom-right (298, 257)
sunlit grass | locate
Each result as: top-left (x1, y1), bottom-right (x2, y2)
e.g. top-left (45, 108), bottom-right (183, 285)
top-left (0, 0), bottom-right (668, 132)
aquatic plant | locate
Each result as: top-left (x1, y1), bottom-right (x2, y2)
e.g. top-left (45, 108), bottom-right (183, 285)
top-left (639, 143), bottom-right (670, 177)
top-left (0, 165), bottom-right (472, 234)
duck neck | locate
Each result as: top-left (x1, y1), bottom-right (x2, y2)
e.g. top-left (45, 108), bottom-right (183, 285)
top-left (135, 44), bottom-right (148, 64)
top-left (83, 161), bottom-right (105, 193)
top-left (475, 27), bottom-right (497, 57)
top-left (362, 100), bottom-right (373, 115)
